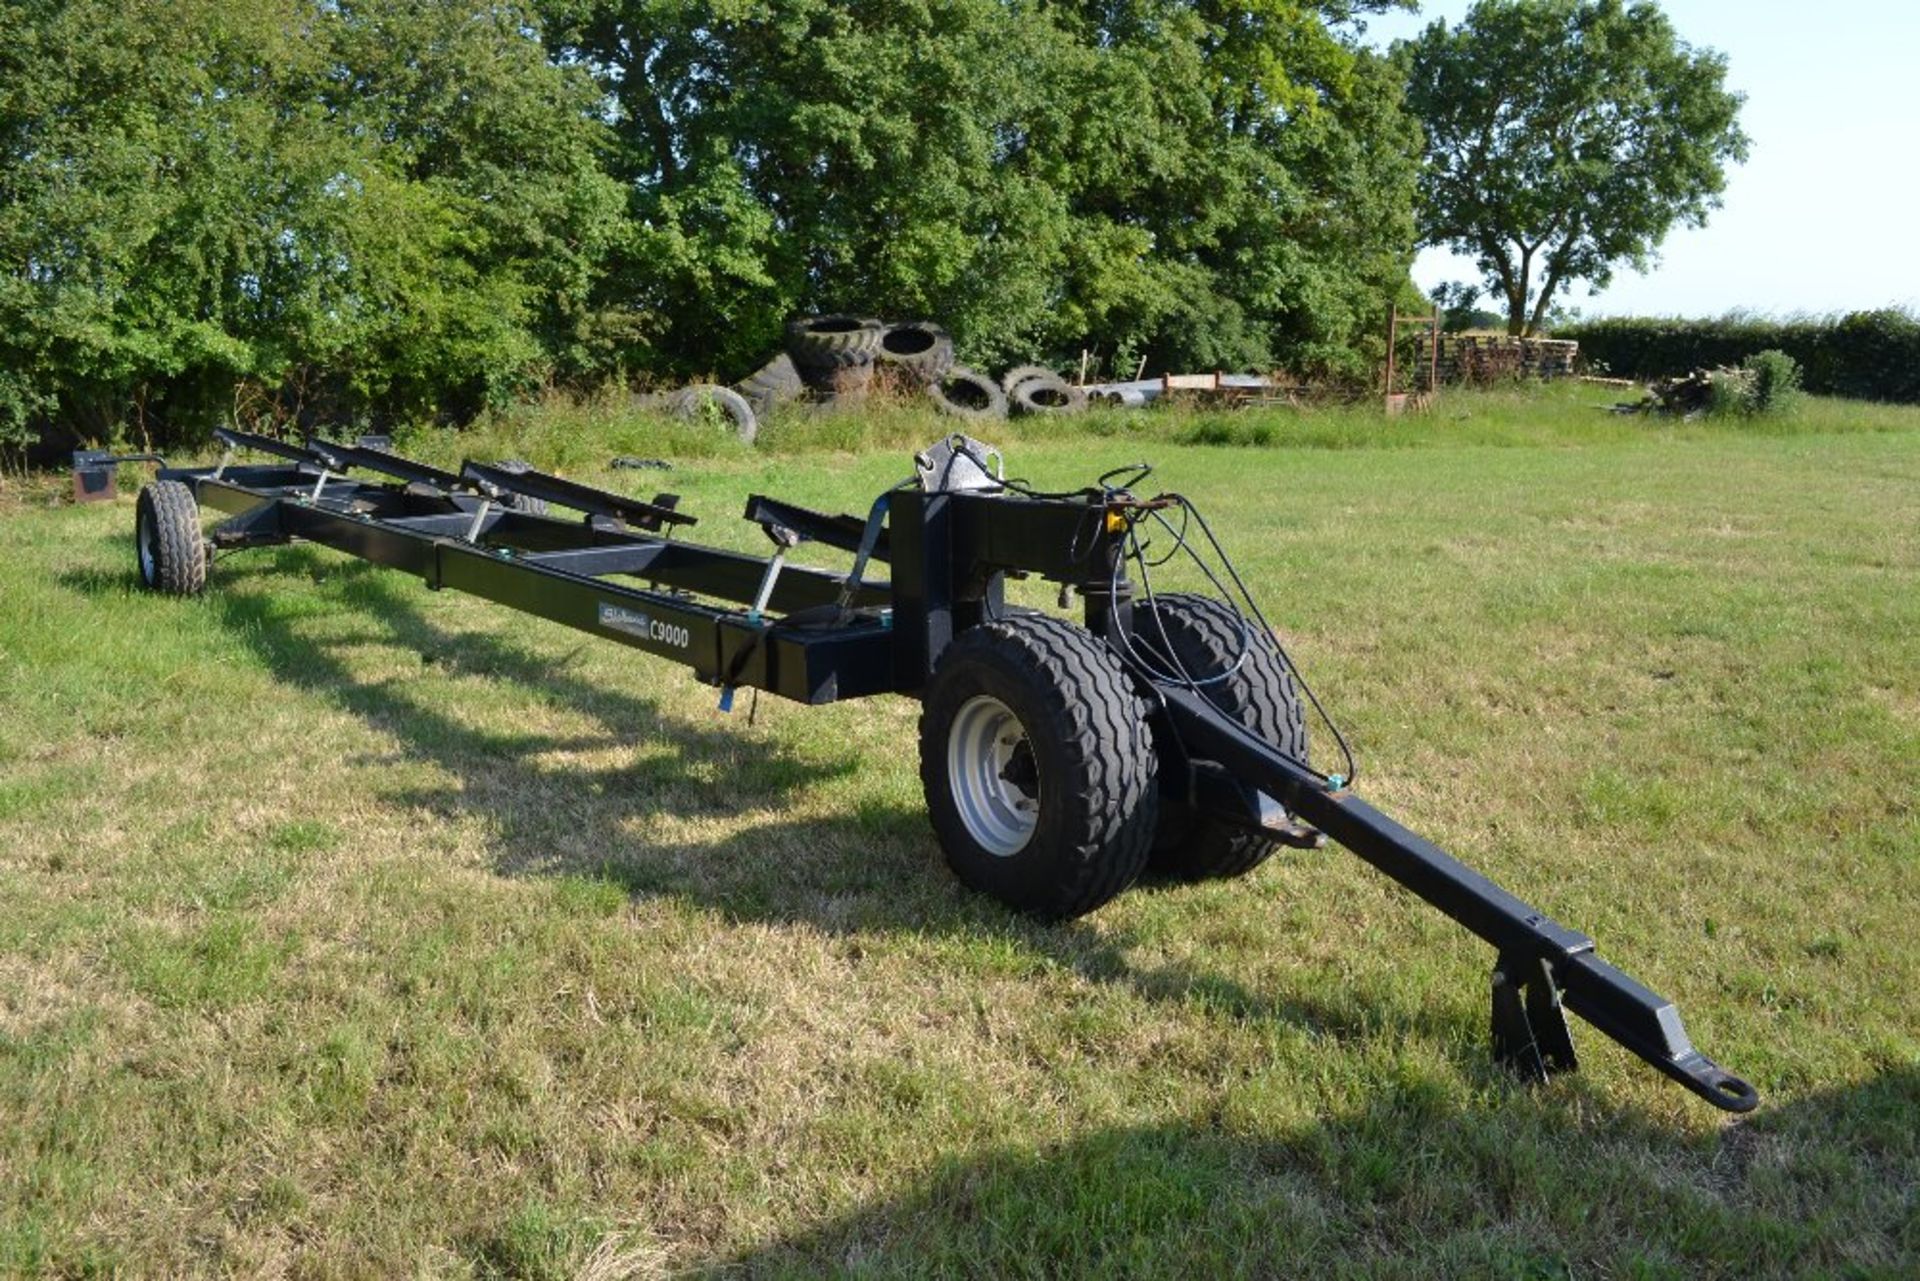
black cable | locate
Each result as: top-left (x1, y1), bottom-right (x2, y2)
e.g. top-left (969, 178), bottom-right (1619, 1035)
top-left (1144, 494), bottom-right (1358, 788)
top-left (934, 435), bottom-right (1358, 785)
top-left (1086, 489), bottom-right (1356, 789)
top-left (1109, 522), bottom-right (1248, 691)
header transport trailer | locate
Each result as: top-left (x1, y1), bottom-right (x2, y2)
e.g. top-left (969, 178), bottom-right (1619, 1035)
top-left (124, 428), bottom-right (1759, 1113)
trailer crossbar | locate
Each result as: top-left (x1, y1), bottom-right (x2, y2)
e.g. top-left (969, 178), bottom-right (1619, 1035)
top-left (461, 460), bottom-right (695, 531)
top-left (306, 435), bottom-right (474, 494)
top-left (212, 426), bottom-right (323, 469)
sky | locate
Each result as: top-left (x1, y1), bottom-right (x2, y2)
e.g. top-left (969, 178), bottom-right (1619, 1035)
top-left (1356, 0), bottom-right (1920, 319)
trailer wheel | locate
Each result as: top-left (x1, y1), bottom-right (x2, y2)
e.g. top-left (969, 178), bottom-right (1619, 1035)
top-left (919, 615), bottom-right (1157, 919)
top-left (1133, 592), bottom-right (1307, 880)
top-left (135, 480), bottom-right (207, 596)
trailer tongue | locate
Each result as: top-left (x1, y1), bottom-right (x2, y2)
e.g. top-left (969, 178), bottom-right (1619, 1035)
top-left (128, 429), bottom-right (1758, 1113)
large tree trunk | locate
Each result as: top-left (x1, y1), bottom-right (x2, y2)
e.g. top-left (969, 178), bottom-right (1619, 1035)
top-left (1524, 238), bottom-right (1576, 336)
top-left (1505, 243), bottom-right (1534, 336)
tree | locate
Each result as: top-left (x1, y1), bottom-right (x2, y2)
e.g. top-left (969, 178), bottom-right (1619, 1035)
top-left (538, 1), bottom-right (1423, 381)
top-left (1402, 0), bottom-right (1748, 337)
top-left (0, 0), bottom-right (626, 448)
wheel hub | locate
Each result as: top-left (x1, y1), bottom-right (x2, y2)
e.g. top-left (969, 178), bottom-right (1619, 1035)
top-left (136, 505), bottom-right (156, 585)
top-left (947, 694), bottom-right (1038, 857)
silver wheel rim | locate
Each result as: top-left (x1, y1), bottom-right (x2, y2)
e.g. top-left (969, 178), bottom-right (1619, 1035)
top-left (947, 694), bottom-right (1038, 857)
top-left (137, 504), bottom-right (156, 584)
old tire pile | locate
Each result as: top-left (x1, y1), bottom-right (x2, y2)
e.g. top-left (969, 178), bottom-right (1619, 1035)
top-left (786, 314), bottom-right (885, 374)
top-left (877, 321), bottom-right (956, 385)
top-left (655, 313), bottom-right (1091, 441)
top-left (1009, 373), bottom-right (1087, 417)
top-left (778, 314), bottom-right (1011, 423)
top-left (927, 368), bottom-right (1008, 420)
top-left (732, 353), bottom-right (805, 421)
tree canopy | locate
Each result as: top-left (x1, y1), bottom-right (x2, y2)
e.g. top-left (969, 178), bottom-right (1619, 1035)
top-left (1402, 0), bottom-right (1748, 336)
top-left (538, 0), bottom-right (1424, 380)
top-left (0, 0), bottom-right (628, 446)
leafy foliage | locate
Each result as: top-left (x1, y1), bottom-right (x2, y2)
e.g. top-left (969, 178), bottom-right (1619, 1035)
top-left (1561, 310), bottom-right (1920, 404)
top-left (3, 0), bottom-right (1425, 449)
top-left (1737, 348), bottom-right (1803, 417)
top-left (0, 0), bottom-right (626, 449)
top-left (1402, 0), bottom-right (1748, 337)
top-left (532, 1), bottom-right (1424, 381)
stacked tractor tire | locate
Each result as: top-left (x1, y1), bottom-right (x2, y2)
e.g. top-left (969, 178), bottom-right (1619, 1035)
top-left (663, 315), bottom-right (1088, 443)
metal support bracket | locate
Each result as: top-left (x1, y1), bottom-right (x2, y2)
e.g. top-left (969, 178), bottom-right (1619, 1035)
top-left (70, 449), bottom-right (167, 503)
top-left (721, 524), bottom-right (801, 713)
top-left (1491, 952), bottom-right (1579, 1084)
top-left (465, 498), bottom-right (493, 544)
top-left (836, 492), bottom-right (893, 619)
top-left (746, 534), bottom-right (796, 623)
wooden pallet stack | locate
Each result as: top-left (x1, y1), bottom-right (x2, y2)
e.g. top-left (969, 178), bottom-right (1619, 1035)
top-left (1414, 335), bottom-right (1579, 384)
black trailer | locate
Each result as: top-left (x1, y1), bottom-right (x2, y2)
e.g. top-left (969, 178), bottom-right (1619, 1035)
top-left (125, 429), bottom-right (1759, 1113)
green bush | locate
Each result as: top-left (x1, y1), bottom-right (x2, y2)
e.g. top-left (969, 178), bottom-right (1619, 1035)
top-left (1707, 349), bottom-right (1804, 420)
top-left (1743, 349), bottom-right (1804, 416)
top-left (1559, 310), bottom-right (1920, 404)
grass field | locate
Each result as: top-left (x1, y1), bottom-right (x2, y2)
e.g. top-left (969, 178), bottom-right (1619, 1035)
top-left (1, 387), bottom-right (1916, 1277)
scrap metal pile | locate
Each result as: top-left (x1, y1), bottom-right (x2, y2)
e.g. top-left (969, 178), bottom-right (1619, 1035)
top-left (661, 316), bottom-right (1088, 442)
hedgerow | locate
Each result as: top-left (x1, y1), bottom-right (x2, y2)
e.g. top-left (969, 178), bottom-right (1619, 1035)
top-left (1559, 310), bottom-right (1920, 404)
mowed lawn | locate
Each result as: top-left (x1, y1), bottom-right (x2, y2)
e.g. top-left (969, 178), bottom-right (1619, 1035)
top-left (0, 404), bottom-right (1915, 1277)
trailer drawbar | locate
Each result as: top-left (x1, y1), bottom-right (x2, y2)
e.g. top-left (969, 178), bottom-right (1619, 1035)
top-left (123, 428), bottom-right (1759, 1113)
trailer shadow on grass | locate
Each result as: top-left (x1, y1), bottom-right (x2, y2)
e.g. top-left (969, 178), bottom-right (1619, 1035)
top-left (695, 1065), bottom-right (1920, 1277)
top-left (98, 545), bottom-right (1483, 1061)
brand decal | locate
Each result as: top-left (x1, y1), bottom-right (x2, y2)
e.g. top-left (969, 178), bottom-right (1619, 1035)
top-left (598, 602), bottom-right (690, 649)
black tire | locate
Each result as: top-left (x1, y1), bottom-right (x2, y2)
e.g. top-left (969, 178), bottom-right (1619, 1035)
top-left (926, 367), bottom-right (1008, 420)
top-left (135, 480), bottom-right (207, 596)
top-left (668, 384), bottom-right (759, 444)
top-left (876, 321), bottom-right (955, 385)
top-left (785, 314), bottom-right (883, 375)
top-left (999, 364), bottom-right (1058, 396)
top-left (919, 615), bottom-right (1158, 919)
top-left (1010, 375), bottom-right (1088, 416)
top-left (732, 352), bottom-right (805, 420)
top-left (494, 459), bottom-right (549, 516)
top-left (1132, 592), bottom-right (1307, 880)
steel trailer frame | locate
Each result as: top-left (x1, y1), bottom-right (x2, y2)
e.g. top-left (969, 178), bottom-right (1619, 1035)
top-left (133, 427), bottom-right (1759, 1113)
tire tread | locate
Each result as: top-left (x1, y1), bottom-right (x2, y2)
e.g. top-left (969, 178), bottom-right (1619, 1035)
top-left (919, 615), bottom-right (1156, 918)
top-left (137, 480), bottom-right (207, 596)
top-left (1135, 592), bottom-right (1306, 879)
